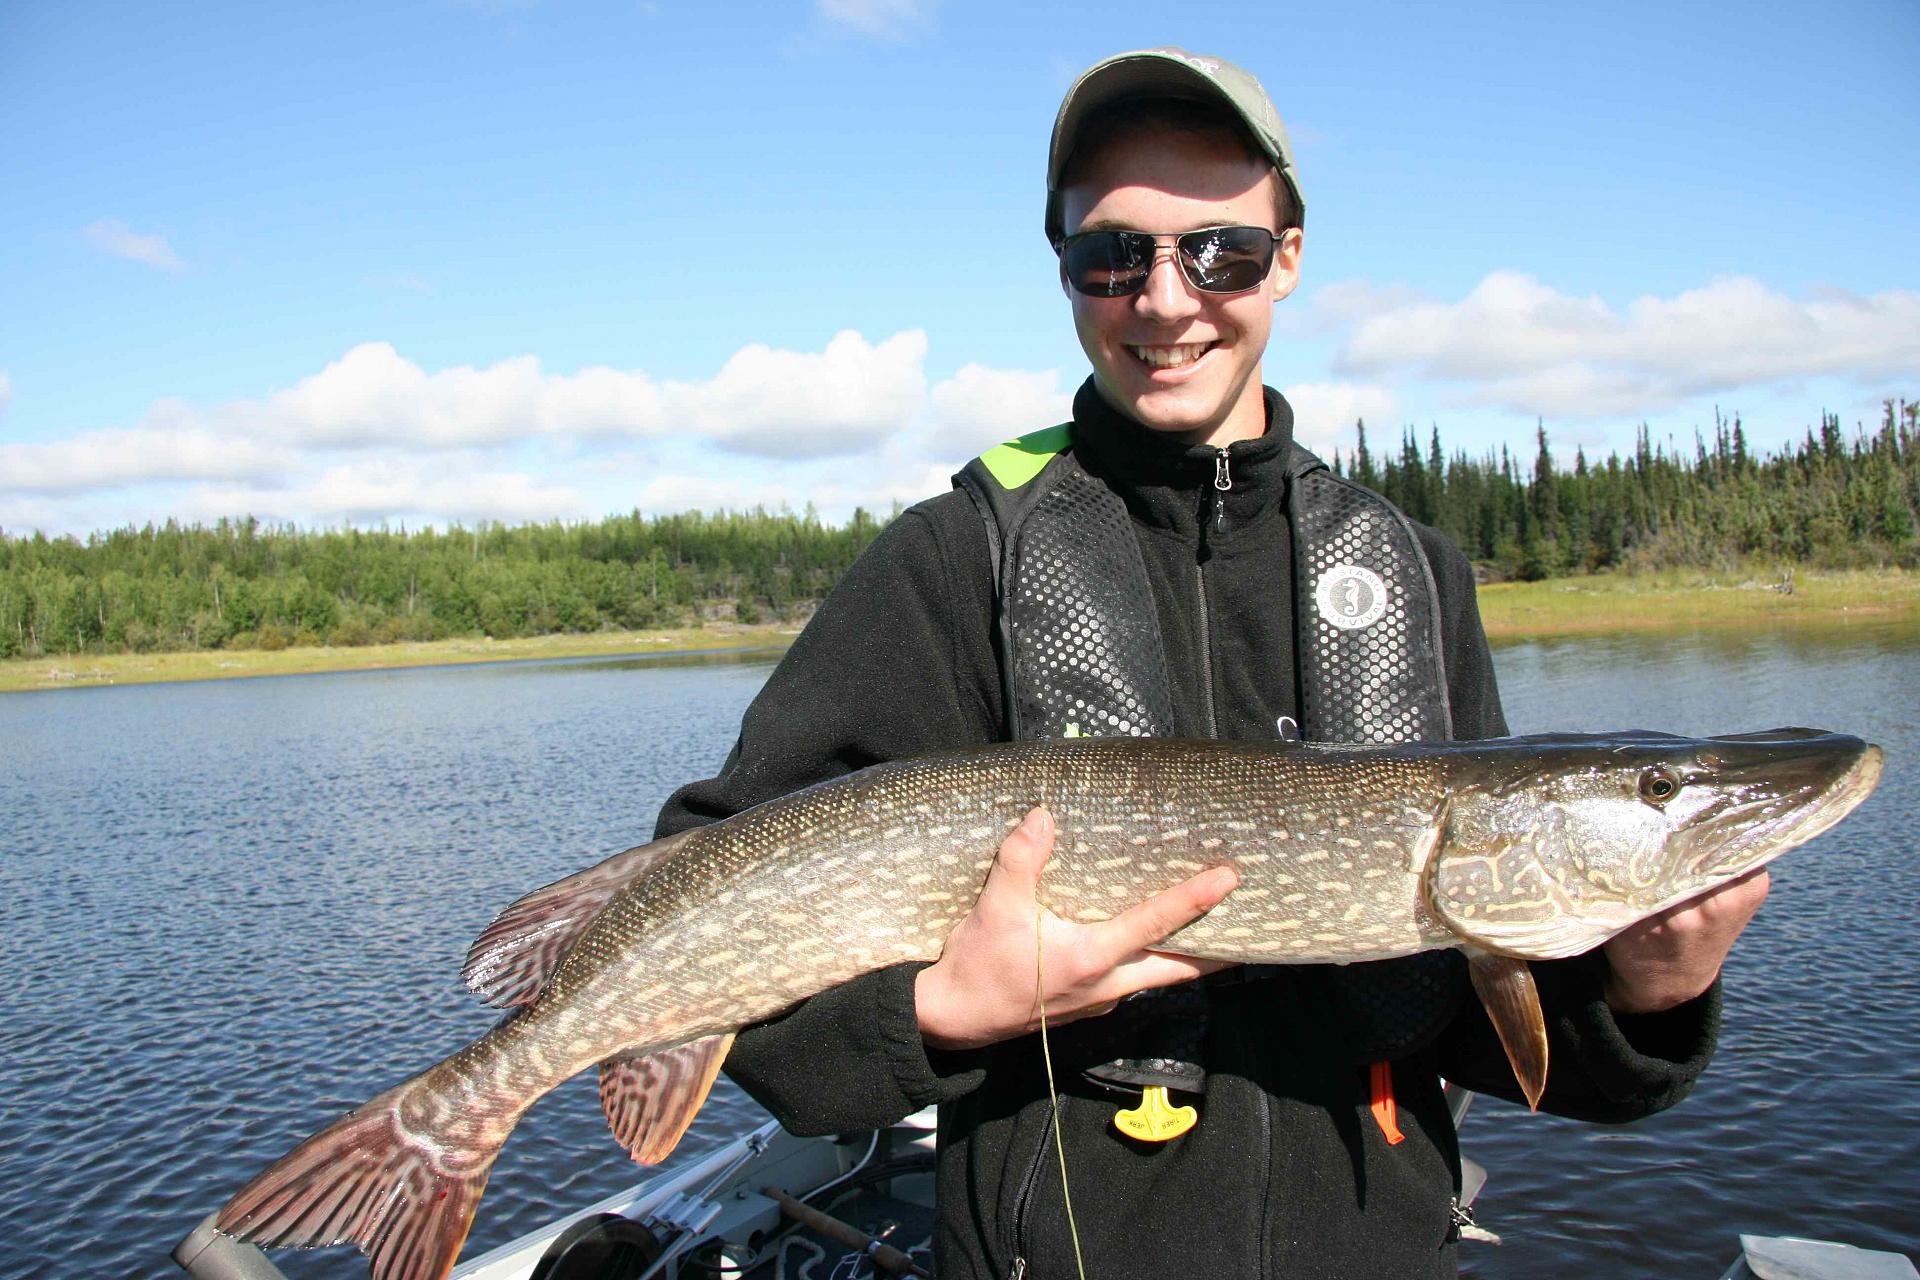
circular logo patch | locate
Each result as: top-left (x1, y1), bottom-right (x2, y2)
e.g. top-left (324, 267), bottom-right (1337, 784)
top-left (1314, 565), bottom-right (1387, 630)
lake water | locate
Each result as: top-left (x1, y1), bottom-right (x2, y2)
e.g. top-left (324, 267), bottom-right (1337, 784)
top-left (0, 628), bottom-right (1914, 1278)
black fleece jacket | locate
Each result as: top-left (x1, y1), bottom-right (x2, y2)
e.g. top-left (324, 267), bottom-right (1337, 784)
top-left (655, 382), bottom-right (1719, 1280)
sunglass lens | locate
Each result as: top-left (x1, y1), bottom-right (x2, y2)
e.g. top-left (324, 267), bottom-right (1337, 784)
top-left (1179, 228), bottom-right (1274, 293)
top-left (1063, 232), bottom-right (1152, 297)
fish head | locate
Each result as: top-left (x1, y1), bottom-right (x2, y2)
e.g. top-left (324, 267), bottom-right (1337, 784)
top-left (1428, 729), bottom-right (1883, 958)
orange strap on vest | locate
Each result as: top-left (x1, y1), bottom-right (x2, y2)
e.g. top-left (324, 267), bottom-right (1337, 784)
top-left (1369, 1060), bottom-right (1406, 1145)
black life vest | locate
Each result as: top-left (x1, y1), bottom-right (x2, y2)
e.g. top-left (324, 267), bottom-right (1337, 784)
top-left (952, 425), bottom-right (1467, 1084)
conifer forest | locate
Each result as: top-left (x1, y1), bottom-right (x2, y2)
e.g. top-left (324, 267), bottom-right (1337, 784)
top-left (3, 400), bottom-right (1914, 661)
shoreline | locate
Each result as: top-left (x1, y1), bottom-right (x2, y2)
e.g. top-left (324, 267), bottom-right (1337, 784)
top-left (4, 568), bottom-right (1914, 695)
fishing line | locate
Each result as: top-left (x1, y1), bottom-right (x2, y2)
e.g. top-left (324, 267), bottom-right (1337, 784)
top-left (1035, 902), bottom-right (1090, 1280)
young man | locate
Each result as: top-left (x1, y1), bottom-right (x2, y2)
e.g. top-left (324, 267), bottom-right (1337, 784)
top-left (656, 48), bottom-right (1763, 1279)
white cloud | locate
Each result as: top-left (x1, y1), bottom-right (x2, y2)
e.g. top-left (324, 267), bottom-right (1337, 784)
top-left (189, 461), bottom-right (584, 527)
top-left (0, 334), bottom-right (1058, 533)
top-left (83, 219), bottom-right (185, 271)
top-left (1281, 382), bottom-right (1400, 454)
top-left (816, 0), bottom-right (932, 38)
top-left (926, 363), bottom-right (1072, 458)
top-left (1329, 271), bottom-right (1920, 419)
top-left (0, 424), bottom-right (295, 493)
top-left (249, 331), bottom-right (926, 458)
top-left (664, 329), bottom-right (928, 457)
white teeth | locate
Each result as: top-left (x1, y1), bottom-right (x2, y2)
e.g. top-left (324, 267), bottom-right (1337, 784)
top-left (1128, 343), bottom-right (1212, 369)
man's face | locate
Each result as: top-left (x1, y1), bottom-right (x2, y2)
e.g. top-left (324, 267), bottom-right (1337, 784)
top-left (1059, 126), bottom-right (1302, 448)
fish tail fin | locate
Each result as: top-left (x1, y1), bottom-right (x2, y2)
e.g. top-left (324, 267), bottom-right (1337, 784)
top-left (215, 1076), bottom-right (504, 1280)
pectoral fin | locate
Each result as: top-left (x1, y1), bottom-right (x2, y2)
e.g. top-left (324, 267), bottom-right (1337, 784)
top-left (1466, 950), bottom-right (1548, 1111)
top-left (599, 1032), bottom-right (737, 1166)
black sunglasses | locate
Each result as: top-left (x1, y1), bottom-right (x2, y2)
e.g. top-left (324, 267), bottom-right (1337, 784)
top-left (1056, 226), bottom-right (1280, 298)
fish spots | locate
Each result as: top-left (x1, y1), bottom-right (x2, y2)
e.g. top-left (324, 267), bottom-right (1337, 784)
top-left (928, 825), bottom-right (951, 838)
top-left (1095, 856), bottom-right (1132, 871)
top-left (919, 891), bottom-right (954, 903)
top-left (1268, 830), bottom-right (1291, 841)
top-left (1300, 849), bottom-right (1331, 863)
top-left (1337, 836), bottom-right (1362, 849)
top-left (1161, 828), bottom-right (1190, 843)
top-left (1166, 859), bottom-right (1203, 873)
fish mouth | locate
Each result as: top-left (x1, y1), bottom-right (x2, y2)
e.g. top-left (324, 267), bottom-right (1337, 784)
top-left (1683, 730), bottom-right (1884, 880)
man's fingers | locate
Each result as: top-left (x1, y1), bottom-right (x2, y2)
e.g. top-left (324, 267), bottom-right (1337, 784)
top-left (1109, 951), bottom-right (1236, 992)
top-left (1090, 864), bottom-right (1239, 967)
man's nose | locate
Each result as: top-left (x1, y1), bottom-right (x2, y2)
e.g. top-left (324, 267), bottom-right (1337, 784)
top-left (1135, 246), bottom-right (1201, 321)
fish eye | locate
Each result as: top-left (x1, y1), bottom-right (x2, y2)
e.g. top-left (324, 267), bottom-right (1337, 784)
top-left (1639, 768), bottom-right (1679, 804)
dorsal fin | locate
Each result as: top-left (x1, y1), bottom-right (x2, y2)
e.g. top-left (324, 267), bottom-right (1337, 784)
top-left (463, 830), bottom-right (696, 1007)
top-left (600, 1033), bottom-right (737, 1166)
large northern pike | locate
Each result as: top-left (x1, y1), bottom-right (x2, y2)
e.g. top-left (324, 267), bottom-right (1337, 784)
top-left (215, 728), bottom-right (1881, 1280)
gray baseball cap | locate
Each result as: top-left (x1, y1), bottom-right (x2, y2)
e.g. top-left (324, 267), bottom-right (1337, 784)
top-left (1044, 46), bottom-right (1305, 243)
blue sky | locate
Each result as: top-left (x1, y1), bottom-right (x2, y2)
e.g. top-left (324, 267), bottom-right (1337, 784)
top-left (4, 0), bottom-right (1917, 535)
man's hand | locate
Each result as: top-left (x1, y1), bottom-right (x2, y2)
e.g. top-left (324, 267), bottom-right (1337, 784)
top-left (1602, 868), bottom-right (1770, 1014)
top-left (914, 806), bottom-right (1241, 1051)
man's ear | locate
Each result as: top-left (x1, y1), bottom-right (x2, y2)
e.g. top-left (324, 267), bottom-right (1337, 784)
top-left (1270, 227), bottom-right (1304, 303)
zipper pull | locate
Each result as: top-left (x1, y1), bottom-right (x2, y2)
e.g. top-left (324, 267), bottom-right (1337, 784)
top-left (1211, 449), bottom-right (1232, 534)
top-left (1009, 1259), bottom-right (1028, 1280)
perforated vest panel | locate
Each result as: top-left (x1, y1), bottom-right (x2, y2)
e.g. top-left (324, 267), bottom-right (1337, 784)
top-left (1292, 467), bottom-right (1453, 744)
top-left (1005, 465), bottom-right (1176, 740)
top-left (954, 439), bottom-right (1466, 1065)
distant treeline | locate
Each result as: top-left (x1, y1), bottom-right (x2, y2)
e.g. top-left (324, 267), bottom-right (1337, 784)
top-left (1334, 398), bottom-right (1918, 582)
top-left (3, 400), bottom-right (1914, 661)
top-left (0, 507), bottom-right (887, 660)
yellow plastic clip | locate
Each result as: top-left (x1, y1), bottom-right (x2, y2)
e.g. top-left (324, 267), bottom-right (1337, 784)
top-left (1113, 1086), bottom-right (1196, 1142)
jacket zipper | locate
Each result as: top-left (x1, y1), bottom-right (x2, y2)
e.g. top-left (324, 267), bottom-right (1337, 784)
top-left (1197, 448), bottom-right (1232, 737)
top-left (1008, 1109), bottom-right (1056, 1276)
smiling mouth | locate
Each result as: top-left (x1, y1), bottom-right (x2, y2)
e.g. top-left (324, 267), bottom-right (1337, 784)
top-left (1126, 342), bottom-right (1216, 370)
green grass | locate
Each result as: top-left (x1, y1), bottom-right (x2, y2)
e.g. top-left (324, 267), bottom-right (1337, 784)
top-left (0, 625), bottom-right (801, 694)
top-left (6, 567), bottom-right (1915, 694)
top-left (1477, 567), bottom-right (1919, 641)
